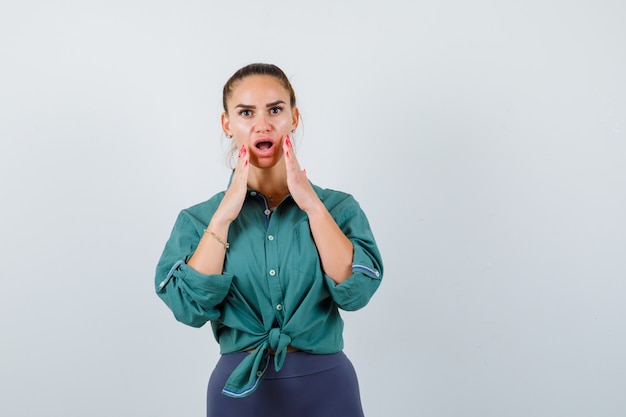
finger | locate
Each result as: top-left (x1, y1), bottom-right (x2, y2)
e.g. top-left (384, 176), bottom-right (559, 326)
top-left (232, 145), bottom-right (249, 187)
top-left (236, 144), bottom-right (249, 171)
top-left (283, 135), bottom-right (300, 170)
top-left (237, 144), bottom-right (247, 163)
top-left (282, 136), bottom-right (290, 159)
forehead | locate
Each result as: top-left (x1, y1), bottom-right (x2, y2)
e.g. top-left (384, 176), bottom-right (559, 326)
top-left (228, 75), bottom-right (290, 104)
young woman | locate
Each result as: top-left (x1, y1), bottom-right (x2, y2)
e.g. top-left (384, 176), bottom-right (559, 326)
top-left (155, 63), bottom-right (383, 417)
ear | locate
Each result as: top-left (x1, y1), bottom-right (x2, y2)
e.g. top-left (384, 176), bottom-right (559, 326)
top-left (221, 112), bottom-right (231, 135)
top-left (291, 107), bottom-right (299, 131)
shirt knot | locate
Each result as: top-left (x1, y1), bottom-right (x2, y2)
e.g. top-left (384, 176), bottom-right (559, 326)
top-left (221, 328), bottom-right (292, 398)
top-left (269, 328), bottom-right (292, 371)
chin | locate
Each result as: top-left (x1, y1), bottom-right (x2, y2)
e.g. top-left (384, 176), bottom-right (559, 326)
top-left (252, 156), bottom-right (283, 169)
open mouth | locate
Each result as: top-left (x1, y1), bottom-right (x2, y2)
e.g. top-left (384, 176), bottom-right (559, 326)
top-left (255, 141), bottom-right (273, 150)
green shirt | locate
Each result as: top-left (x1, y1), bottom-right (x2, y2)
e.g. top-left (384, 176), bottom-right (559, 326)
top-left (155, 181), bottom-right (383, 398)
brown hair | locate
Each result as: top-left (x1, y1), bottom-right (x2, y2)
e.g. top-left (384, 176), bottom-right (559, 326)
top-left (222, 63), bottom-right (297, 113)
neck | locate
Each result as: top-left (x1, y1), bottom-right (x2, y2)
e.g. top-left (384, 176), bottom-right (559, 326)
top-left (247, 161), bottom-right (289, 201)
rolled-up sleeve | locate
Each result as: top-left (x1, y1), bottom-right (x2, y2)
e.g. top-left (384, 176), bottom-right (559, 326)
top-left (324, 195), bottom-right (383, 311)
top-left (155, 210), bottom-right (233, 327)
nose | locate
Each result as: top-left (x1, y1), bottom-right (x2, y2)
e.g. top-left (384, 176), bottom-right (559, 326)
top-left (255, 114), bottom-right (270, 133)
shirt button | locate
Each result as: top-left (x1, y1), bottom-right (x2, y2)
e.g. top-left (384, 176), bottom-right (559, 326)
top-left (276, 304), bottom-right (283, 311)
top-left (264, 209), bottom-right (271, 215)
top-left (250, 191), bottom-right (257, 196)
top-left (269, 269), bottom-right (276, 276)
top-left (268, 235), bottom-right (274, 241)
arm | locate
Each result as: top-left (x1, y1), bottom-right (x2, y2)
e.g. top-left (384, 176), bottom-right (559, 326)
top-left (283, 136), bottom-right (353, 283)
top-left (187, 145), bottom-right (250, 275)
top-left (283, 136), bottom-right (383, 308)
top-left (322, 199), bottom-right (383, 311)
top-left (155, 145), bottom-right (250, 326)
top-left (302, 200), bottom-right (354, 283)
top-left (154, 211), bottom-right (234, 327)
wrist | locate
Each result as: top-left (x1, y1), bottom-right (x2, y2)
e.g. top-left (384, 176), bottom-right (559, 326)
top-left (204, 229), bottom-right (229, 250)
top-left (211, 206), bottom-right (236, 227)
top-left (303, 198), bottom-right (327, 218)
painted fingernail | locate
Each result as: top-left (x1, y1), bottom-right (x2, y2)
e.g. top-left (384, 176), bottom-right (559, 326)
top-left (286, 135), bottom-right (292, 147)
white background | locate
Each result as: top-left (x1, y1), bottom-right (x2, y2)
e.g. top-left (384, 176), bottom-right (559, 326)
top-left (1, 1), bottom-right (625, 416)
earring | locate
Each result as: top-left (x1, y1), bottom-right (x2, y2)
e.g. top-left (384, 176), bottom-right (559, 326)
top-left (291, 129), bottom-right (295, 133)
top-left (228, 133), bottom-right (233, 138)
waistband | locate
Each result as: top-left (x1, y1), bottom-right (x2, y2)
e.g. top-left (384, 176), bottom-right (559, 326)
top-left (216, 351), bottom-right (347, 380)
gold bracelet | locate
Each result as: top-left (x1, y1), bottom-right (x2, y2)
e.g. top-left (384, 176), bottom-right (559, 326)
top-left (204, 229), bottom-right (229, 250)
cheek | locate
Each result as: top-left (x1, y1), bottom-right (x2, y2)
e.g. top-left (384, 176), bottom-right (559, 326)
top-left (234, 137), bottom-right (246, 150)
top-left (275, 116), bottom-right (293, 132)
top-left (230, 123), bottom-right (250, 140)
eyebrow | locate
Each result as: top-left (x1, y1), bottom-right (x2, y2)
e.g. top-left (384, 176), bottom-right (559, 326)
top-left (234, 100), bottom-right (287, 110)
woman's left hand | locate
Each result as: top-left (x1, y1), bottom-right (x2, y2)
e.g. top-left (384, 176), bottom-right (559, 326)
top-left (283, 135), bottom-right (321, 213)
top-left (283, 135), bottom-right (354, 282)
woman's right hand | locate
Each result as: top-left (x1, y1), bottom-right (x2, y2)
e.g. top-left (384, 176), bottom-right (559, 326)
top-left (187, 145), bottom-right (248, 274)
top-left (213, 144), bottom-right (250, 225)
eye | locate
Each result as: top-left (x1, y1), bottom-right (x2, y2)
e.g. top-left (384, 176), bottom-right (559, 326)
top-left (269, 106), bottom-right (283, 115)
top-left (239, 109), bottom-right (252, 117)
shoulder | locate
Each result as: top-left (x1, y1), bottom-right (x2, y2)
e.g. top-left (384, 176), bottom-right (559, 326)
top-left (312, 182), bottom-right (351, 201)
top-left (178, 191), bottom-right (226, 225)
top-left (185, 191), bottom-right (225, 211)
top-left (311, 182), bottom-right (362, 215)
